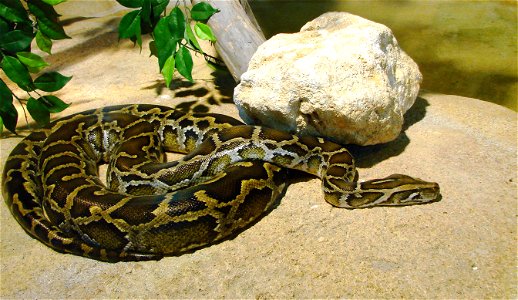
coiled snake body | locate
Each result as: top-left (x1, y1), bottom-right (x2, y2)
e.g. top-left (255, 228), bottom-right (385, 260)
top-left (2, 104), bottom-right (440, 262)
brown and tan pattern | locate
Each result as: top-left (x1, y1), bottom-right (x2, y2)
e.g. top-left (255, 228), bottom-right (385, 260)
top-left (2, 104), bottom-right (440, 262)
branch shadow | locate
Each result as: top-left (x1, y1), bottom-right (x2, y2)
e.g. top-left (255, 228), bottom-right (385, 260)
top-left (142, 69), bottom-right (236, 114)
top-left (346, 96), bottom-right (430, 168)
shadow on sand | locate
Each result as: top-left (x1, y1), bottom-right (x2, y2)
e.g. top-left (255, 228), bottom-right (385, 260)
top-left (346, 96), bottom-right (430, 168)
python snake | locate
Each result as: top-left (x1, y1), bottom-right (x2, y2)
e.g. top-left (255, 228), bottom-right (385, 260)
top-left (2, 104), bottom-right (440, 262)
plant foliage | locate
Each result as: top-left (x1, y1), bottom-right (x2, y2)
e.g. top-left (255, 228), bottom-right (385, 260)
top-left (0, 0), bottom-right (220, 134)
top-left (0, 0), bottom-right (71, 134)
top-left (116, 0), bottom-right (219, 87)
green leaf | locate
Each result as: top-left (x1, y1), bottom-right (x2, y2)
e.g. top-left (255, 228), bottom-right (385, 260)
top-left (194, 22), bottom-right (216, 42)
top-left (141, 0), bottom-right (152, 26)
top-left (185, 22), bottom-right (202, 51)
top-left (0, 78), bottom-right (12, 101)
top-left (119, 10), bottom-right (142, 47)
top-left (150, 0), bottom-right (169, 19)
top-left (28, 0), bottom-right (70, 40)
top-left (119, 10), bottom-right (140, 38)
top-left (0, 0), bottom-right (30, 23)
top-left (0, 18), bottom-right (9, 35)
top-left (191, 2), bottom-right (219, 22)
top-left (16, 52), bottom-right (50, 73)
top-left (149, 40), bottom-right (157, 57)
top-left (27, 97), bottom-right (50, 126)
top-left (17, 21), bottom-right (35, 37)
top-left (161, 54), bottom-right (175, 88)
top-left (153, 17), bottom-right (177, 70)
top-left (0, 102), bottom-right (18, 133)
top-left (175, 46), bottom-right (193, 82)
top-left (36, 30), bottom-right (53, 54)
top-left (38, 95), bottom-right (69, 113)
top-left (34, 72), bottom-right (72, 92)
top-left (116, 0), bottom-right (143, 8)
top-left (1, 56), bottom-right (33, 91)
top-left (168, 7), bottom-right (185, 40)
top-left (0, 30), bottom-right (33, 53)
top-left (0, 79), bottom-right (18, 133)
top-left (29, 0), bottom-right (66, 37)
top-left (30, 0), bottom-right (60, 25)
top-left (41, 0), bottom-right (68, 5)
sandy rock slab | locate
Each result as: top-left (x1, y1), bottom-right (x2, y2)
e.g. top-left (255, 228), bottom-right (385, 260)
top-left (0, 14), bottom-right (516, 300)
top-left (235, 12), bottom-right (422, 146)
top-left (1, 92), bottom-right (515, 298)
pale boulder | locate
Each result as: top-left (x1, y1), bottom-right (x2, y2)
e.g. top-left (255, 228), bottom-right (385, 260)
top-left (234, 12), bottom-right (422, 145)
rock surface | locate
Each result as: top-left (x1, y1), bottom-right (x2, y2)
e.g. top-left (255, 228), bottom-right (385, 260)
top-left (234, 12), bottom-right (422, 145)
top-left (1, 13), bottom-right (516, 299)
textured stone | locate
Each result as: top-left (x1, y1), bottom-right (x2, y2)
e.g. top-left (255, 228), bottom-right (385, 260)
top-left (234, 12), bottom-right (422, 145)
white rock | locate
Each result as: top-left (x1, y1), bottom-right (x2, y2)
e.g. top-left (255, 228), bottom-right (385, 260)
top-left (234, 12), bottom-right (422, 145)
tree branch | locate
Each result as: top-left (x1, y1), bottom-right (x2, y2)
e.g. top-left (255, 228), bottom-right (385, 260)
top-left (190, 0), bottom-right (266, 81)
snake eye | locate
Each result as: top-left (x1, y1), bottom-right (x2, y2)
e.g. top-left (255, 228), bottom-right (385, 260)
top-left (401, 192), bottom-right (422, 203)
top-left (410, 192), bottom-right (421, 200)
top-left (408, 186), bottom-right (440, 203)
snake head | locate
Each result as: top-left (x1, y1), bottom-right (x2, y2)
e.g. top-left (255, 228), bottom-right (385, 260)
top-left (326, 174), bottom-right (441, 209)
top-left (396, 178), bottom-right (441, 205)
top-left (367, 174), bottom-right (441, 207)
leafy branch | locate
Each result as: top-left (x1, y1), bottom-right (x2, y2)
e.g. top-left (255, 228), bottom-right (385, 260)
top-left (116, 0), bottom-right (220, 87)
top-left (0, 0), bottom-right (72, 134)
top-left (0, 0), bottom-right (221, 134)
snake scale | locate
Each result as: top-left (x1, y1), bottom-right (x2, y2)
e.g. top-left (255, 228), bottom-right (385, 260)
top-left (2, 104), bottom-right (440, 262)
